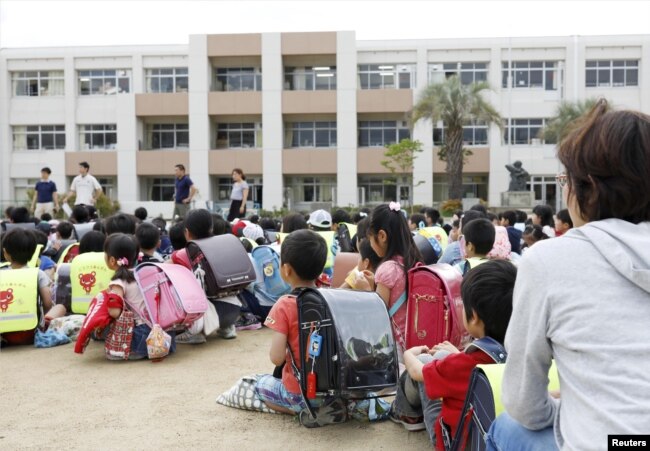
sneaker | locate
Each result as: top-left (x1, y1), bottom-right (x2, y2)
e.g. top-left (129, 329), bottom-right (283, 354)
top-left (235, 313), bottom-right (262, 331)
top-left (216, 324), bottom-right (237, 339)
top-left (175, 331), bottom-right (207, 344)
top-left (389, 409), bottom-right (426, 432)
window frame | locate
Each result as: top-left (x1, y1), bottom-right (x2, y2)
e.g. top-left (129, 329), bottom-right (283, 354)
top-left (214, 67), bottom-right (262, 92)
top-left (11, 71), bottom-right (65, 97)
top-left (78, 69), bottom-right (131, 95)
top-left (145, 123), bottom-right (189, 150)
top-left (145, 67), bottom-right (189, 93)
top-left (433, 120), bottom-right (489, 146)
top-left (428, 62), bottom-right (489, 85)
top-left (215, 122), bottom-right (262, 149)
top-left (358, 120), bottom-right (410, 147)
top-left (283, 66), bottom-right (337, 91)
top-left (285, 121), bottom-right (337, 148)
top-left (501, 61), bottom-right (559, 90)
top-left (12, 125), bottom-right (66, 151)
top-left (285, 176), bottom-right (336, 203)
top-left (79, 124), bottom-right (117, 150)
top-left (503, 118), bottom-right (555, 145)
top-left (585, 59), bottom-right (639, 88)
top-left (357, 64), bottom-right (416, 90)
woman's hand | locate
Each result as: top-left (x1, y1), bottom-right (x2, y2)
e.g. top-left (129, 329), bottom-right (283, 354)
top-left (431, 341), bottom-right (461, 354)
top-left (239, 205), bottom-right (245, 213)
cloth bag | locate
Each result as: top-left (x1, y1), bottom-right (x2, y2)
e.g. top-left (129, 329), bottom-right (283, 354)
top-left (104, 309), bottom-right (135, 361)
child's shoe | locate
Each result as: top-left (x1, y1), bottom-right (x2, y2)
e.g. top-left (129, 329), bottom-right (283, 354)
top-left (235, 313), bottom-right (262, 331)
top-left (216, 325), bottom-right (237, 339)
top-left (388, 409), bottom-right (426, 431)
top-left (175, 331), bottom-right (207, 344)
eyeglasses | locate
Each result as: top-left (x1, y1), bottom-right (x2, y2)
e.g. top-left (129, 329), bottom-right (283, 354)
top-left (555, 172), bottom-right (568, 188)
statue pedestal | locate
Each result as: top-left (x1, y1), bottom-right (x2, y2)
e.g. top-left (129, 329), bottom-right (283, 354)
top-left (501, 191), bottom-right (534, 208)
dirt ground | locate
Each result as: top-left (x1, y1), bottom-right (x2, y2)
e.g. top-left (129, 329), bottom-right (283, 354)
top-left (0, 327), bottom-right (432, 450)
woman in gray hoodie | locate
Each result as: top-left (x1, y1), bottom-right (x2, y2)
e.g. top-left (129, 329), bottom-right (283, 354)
top-left (487, 99), bottom-right (650, 451)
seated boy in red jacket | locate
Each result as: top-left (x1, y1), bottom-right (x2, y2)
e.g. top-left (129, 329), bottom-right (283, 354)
top-left (390, 259), bottom-right (517, 450)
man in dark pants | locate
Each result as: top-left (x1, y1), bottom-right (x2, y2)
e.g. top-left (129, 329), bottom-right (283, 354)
top-left (172, 164), bottom-right (196, 219)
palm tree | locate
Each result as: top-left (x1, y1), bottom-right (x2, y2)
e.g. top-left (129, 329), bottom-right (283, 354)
top-left (410, 75), bottom-right (501, 201)
top-left (540, 98), bottom-right (607, 144)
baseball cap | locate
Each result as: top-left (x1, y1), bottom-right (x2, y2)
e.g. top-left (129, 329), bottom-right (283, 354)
top-left (308, 209), bottom-right (332, 228)
top-left (242, 224), bottom-right (265, 242)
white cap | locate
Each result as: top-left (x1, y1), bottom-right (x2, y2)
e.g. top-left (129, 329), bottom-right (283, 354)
top-left (243, 224), bottom-right (265, 242)
top-left (307, 209), bottom-right (332, 228)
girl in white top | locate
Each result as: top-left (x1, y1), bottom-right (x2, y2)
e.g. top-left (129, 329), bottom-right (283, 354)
top-left (227, 168), bottom-right (249, 222)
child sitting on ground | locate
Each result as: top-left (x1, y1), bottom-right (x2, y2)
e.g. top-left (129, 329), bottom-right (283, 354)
top-left (135, 222), bottom-right (163, 263)
top-left (391, 259), bottom-right (516, 450)
top-left (340, 238), bottom-right (381, 289)
top-left (257, 229), bottom-right (328, 414)
top-left (454, 218), bottom-right (495, 276)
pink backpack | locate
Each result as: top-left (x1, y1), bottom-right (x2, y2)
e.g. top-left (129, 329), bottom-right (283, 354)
top-left (134, 262), bottom-right (209, 330)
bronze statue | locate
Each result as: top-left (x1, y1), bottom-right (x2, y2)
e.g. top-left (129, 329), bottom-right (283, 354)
top-left (506, 161), bottom-right (529, 191)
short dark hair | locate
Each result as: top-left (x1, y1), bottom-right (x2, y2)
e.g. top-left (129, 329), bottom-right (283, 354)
top-left (79, 231), bottom-right (106, 253)
top-left (136, 222), bottom-right (161, 250)
top-left (259, 217), bottom-right (276, 231)
top-left (469, 204), bottom-right (488, 214)
top-left (532, 204), bottom-right (554, 228)
top-left (151, 217), bottom-right (167, 234)
top-left (41, 167), bottom-right (51, 174)
top-left (32, 229), bottom-right (48, 248)
top-left (557, 99), bottom-right (650, 224)
top-left (104, 214), bottom-right (137, 236)
top-left (185, 209), bottom-right (213, 239)
top-left (211, 214), bottom-right (230, 236)
top-left (331, 209), bottom-right (352, 225)
top-left (2, 228), bottom-right (37, 265)
top-left (40, 213), bottom-right (53, 222)
top-left (79, 161), bottom-right (90, 170)
top-left (523, 224), bottom-right (548, 242)
top-left (175, 164), bottom-right (185, 172)
top-left (282, 212), bottom-right (307, 234)
top-left (56, 221), bottom-right (74, 240)
top-left (460, 210), bottom-right (486, 230)
top-left (410, 214), bottom-right (426, 229)
top-left (501, 210), bottom-right (517, 226)
top-left (462, 218), bottom-right (495, 255)
top-left (358, 238), bottom-right (382, 272)
top-left (352, 208), bottom-right (371, 224)
top-left (169, 221), bottom-right (187, 250)
top-left (92, 221), bottom-right (105, 233)
top-left (556, 208), bottom-right (573, 228)
top-left (423, 208), bottom-right (441, 224)
top-left (281, 230), bottom-right (327, 281)
top-left (515, 210), bottom-right (528, 223)
top-left (461, 259), bottom-right (517, 344)
top-left (10, 207), bottom-right (30, 224)
top-left (134, 207), bottom-right (148, 221)
top-left (71, 205), bottom-right (90, 224)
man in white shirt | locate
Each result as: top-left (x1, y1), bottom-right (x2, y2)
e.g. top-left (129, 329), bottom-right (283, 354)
top-left (61, 161), bottom-right (103, 207)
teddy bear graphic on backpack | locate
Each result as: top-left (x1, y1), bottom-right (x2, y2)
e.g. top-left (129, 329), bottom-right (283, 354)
top-left (0, 288), bottom-right (14, 312)
top-left (78, 272), bottom-right (97, 295)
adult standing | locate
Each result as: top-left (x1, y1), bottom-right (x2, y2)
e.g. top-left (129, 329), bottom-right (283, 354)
top-left (61, 161), bottom-right (102, 207)
top-left (172, 164), bottom-right (196, 220)
top-left (227, 168), bottom-right (249, 222)
top-left (31, 167), bottom-right (59, 218)
top-left (486, 100), bottom-right (650, 450)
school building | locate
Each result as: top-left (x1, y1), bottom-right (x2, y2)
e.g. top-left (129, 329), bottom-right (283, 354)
top-left (1, 31), bottom-right (649, 217)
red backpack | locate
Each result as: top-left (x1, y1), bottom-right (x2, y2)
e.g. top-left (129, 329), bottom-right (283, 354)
top-left (405, 263), bottom-right (467, 350)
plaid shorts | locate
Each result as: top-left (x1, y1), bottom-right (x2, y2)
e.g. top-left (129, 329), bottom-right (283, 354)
top-left (255, 374), bottom-right (307, 413)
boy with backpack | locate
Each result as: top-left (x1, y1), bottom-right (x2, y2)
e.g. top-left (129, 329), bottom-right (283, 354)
top-left (454, 218), bottom-right (495, 276)
top-left (256, 229), bottom-right (328, 414)
top-left (390, 260), bottom-right (516, 450)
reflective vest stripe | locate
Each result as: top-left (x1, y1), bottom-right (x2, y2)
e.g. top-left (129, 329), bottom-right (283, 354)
top-left (28, 244), bottom-right (44, 268)
top-left (0, 313), bottom-right (38, 322)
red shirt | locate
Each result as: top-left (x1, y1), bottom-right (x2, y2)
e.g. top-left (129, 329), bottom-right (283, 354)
top-left (422, 349), bottom-right (494, 450)
top-left (264, 295), bottom-right (301, 394)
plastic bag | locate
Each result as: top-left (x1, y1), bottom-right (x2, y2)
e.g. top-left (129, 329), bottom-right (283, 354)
top-left (202, 301), bottom-right (220, 336)
top-left (146, 324), bottom-right (172, 361)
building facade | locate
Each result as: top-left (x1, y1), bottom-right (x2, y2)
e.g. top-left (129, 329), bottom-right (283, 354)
top-left (1, 31), bottom-right (649, 216)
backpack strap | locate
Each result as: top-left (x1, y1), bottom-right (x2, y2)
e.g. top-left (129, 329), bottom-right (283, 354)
top-left (388, 291), bottom-right (407, 318)
top-left (465, 336), bottom-right (507, 363)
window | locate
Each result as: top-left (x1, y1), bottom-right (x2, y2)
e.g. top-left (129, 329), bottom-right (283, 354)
top-left (358, 121), bottom-right (410, 147)
top-left (13, 178), bottom-right (40, 203)
top-left (501, 61), bottom-right (559, 90)
top-left (12, 71), bottom-right (64, 96)
top-left (78, 69), bottom-right (130, 95)
top-left (433, 175), bottom-right (488, 201)
top-left (429, 62), bottom-right (488, 85)
top-left (585, 60), bottom-right (638, 87)
top-left (143, 177), bottom-right (175, 202)
top-left (145, 67), bottom-right (189, 93)
top-left (79, 124), bottom-right (117, 150)
top-left (358, 176), bottom-right (398, 203)
top-left (216, 123), bottom-right (262, 149)
top-left (13, 125), bottom-right (65, 150)
top-left (146, 124), bottom-right (189, 149)
top-left (504, 119), bottom-right (555, 145)
top-left (285, 176), bottom-right (336, 203)
top-left (95, 177), bottom-right (117, 199)
top-left (284, 66), bottom-right (337, 90)
top-left (433, 121), bottom-right (489, 146)
top-left (285, 122), bottom-right (337, 148)
top-left (214, 67), bottom-right (262, 91)
top-left (358, 64), bottom-right (416, 89)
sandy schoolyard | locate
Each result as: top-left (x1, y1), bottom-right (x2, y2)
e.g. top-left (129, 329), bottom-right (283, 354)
top-left (1, 327), bottom-right (432, 450)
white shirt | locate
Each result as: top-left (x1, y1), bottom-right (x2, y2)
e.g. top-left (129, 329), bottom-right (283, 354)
top-left (70, 174), bottom-right (101, 205)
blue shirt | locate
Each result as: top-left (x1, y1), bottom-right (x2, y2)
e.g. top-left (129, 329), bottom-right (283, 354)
top-left (35, 180), bottom-right (57, 203)
top-left (175, 175), bottom-right (193, 203)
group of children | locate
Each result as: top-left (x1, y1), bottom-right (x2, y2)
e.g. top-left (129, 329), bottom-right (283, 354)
top-left (0, 199), bottom-right (573, 449)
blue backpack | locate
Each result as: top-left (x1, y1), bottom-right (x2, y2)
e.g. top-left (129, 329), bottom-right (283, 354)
top-left (251, 246), bottom-right (291, 305)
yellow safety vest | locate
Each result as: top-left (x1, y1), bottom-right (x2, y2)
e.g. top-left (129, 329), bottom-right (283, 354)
top-left (479, 361), bottom-right (560, 417)
top-left (70, 252), bottom-right (114, 314)
top-left (315, 231), bottom-right (335, 270)
top-left (418, 226), bottom-right (449, 252)
top-left (0, 268), bottom-right (39, 334)
top-left (58, 243), bottom-right (80, 265)
top-left (28, 244), bottom-right (44, 269)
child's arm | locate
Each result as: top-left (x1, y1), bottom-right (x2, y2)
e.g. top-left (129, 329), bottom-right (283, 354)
top-left (39, 286), bottom-right (53, 311)
top-left (403, 346), bottom-right (430, 382)
top-left (107, 284), bottom-right (124, 319)
top-left (375, 283), bottom-right (391, 306)
top-left (269, 330), bottom-right (288, 366)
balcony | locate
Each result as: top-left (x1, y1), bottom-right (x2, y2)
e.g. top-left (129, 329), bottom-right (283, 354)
top-left (135, 93), bottom-right (188, 116)
top-left (65, 151), bottom-right (117, 176)
top-left (357, 89), bottom-right (413, 114)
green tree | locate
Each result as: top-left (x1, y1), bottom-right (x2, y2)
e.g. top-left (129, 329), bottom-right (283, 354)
top-left (540, 98), bottom-right (607, 144)
top-left (381, 138), bottom-right (424, 208)
top-left (410, 75), bottom-right (501, 200)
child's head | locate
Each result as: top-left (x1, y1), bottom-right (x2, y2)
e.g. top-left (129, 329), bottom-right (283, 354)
top-left (259, 217), bottom-right (276, 231)
top-left (104, 233), bottom-right (138, 283)
top-left (450, 219), bottom-right (461, 241)
top-left (522, 224), bottom-right (548, 248)
top-left (2, 228), bottom-right (37, 265)
top-left (555, 208), bottom-right (573, 233)
top-left (211, 214), bottom-right (231, 236)
top-left (532, 204), bottom-right (554, 228)
top-left (79, 231), bottom-right (106, 254)
top-left (104, 214), bottom-right (137, 236)
top-left (423, 208), bottom-right (440, 226)
top-left (500, 210), bottom-right (517, 227)
top-left (134, 207), bottom-right (148, 222)
top-left (515, 210), bottom-right (528, 224)
top-left (56, 221), bottom-right (74, 240)
top-left (93, 221), bottom-right (106, 234)
top-left (461, 259), bottom-right (517, 344)
top-left (169, 221), bottom-right (187, 250)
top-left (409, 213), bottom-right (426, 231)
top-left (358, 238), bottom-right (381, 273)
top-left (71, 205), bottom-right (90, 224)
top-left (307, 209), bottom-right (332, 232)
top-left (32, 229), bottom-right (49, 249)
top-left (280, 229), bottom-right (327, 286)
top-left (10, 207), bottom-right (30, 224)
top-left (367, 203), bottom-right (422, 269)
top-left (184, 209), bottom-right (213, 240)
top-left (243, 224), bottom-right (265, 245)
top-left (462, 218), bottom-right (495, 258)
top-left (151, 217), bottom-right (167, 235)
top-left (331, 209), bottom-right (351, 230)
top-left (281, 212), bottom-right (307, 234)
top-left (352, 208), bottom-right (370, 224)
top-left (40, 213), bottom-right (53, 222)
top-left (136, 222), bottom-right (161, 252)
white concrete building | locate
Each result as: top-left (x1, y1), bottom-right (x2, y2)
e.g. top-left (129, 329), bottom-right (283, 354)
top-left (1, 32), bottom-right (649, 217)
